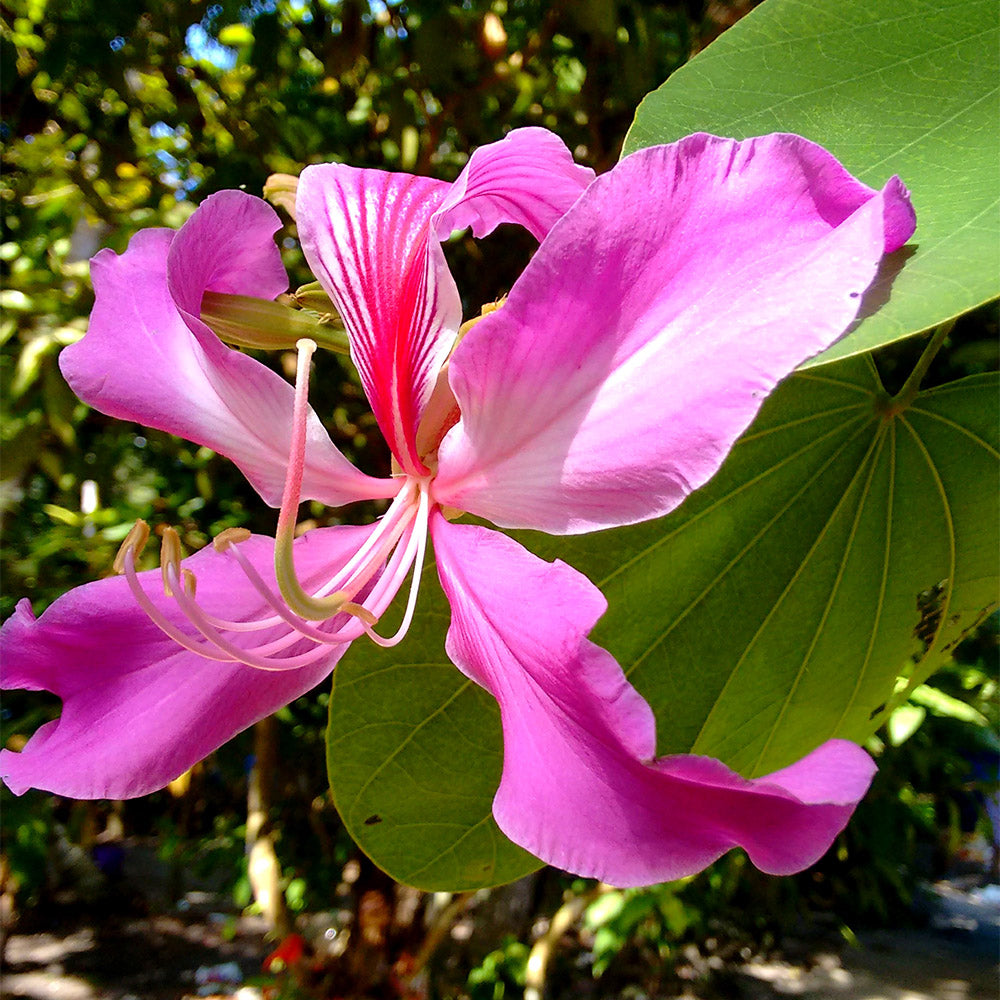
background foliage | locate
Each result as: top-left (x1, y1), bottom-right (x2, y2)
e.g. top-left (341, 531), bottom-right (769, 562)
top-left (2, 0), bottom-right (997, 996)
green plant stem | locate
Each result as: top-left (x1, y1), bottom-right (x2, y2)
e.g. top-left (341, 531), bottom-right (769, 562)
top-left (887, 320), bottom-right (955, 413)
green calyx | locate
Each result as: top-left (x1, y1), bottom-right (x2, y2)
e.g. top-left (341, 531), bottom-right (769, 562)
top-left (201, 289), bottom-right (350, 355)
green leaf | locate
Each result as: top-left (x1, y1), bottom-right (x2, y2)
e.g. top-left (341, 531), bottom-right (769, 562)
top-left (528, 361), bottom-right (999, 776)
top-left (623, 0), bottom-right (1000, 365)
top-left (328, 360), bottom-right (998, 885)
top-left (326, 565), bottom-right (539, 890)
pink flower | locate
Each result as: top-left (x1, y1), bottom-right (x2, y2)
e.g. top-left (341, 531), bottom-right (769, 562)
top-left (1, 129), bottom-right (915, 886)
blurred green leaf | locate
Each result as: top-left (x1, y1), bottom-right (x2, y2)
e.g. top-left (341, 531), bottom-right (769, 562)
top-left (886, 703), bottom-right (926, 746)
top-left (624, 0), bottom-right (1000, 365)
top-left (909, 682), bottom-right (989, 725)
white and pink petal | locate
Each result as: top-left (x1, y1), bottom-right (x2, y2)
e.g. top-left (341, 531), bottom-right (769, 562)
top-left (298, 166), bottom-right (457, 474)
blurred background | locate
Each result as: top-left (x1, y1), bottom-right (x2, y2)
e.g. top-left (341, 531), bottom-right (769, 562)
top-left (1, 1), bottom-right (997, 997)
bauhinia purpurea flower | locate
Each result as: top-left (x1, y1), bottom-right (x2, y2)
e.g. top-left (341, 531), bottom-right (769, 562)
top-left (1, 129), bottom-right (915, 886)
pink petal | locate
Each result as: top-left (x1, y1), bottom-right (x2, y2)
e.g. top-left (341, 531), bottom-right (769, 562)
top-left (434, 133), bottom-right (916, 533)
top-left (0, 525), bottom-right (373, 799)
top-left (433, 127), bottom-right (594, 242)
top-left (297, 129), bottom-right (593, 474)
top-left (432, 517), bottom-right (875, 886)
top-left (60, 192), bottom-right (394, 508)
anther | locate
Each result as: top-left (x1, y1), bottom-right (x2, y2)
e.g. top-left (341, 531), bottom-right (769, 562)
top-left (160, 527), bottom-right (184, 597)
top-left (214, 527), bottom-right (252, 552)
top-left (113, 520), bottom-right (150, 574)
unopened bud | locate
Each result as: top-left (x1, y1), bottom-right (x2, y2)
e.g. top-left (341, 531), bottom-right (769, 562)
top-left (263, 173), bottom-right (298, 219)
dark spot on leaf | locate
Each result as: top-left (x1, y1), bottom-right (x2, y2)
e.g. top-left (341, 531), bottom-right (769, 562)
top-left (869, 702), bottom-right (886, 720)
top-left (914, 580), bottom-right (948, 656)
top-left (364, 814), bottom-right (382, 826)
top-left (849, 291), bottom-right (860, 298)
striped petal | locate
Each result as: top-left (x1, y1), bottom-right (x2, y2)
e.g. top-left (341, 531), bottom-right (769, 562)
top-left (297, 129), bottom-right (593, 475)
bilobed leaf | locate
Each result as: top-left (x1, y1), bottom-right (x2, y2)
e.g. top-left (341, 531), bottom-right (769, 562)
top-left (623, 0), bottom-right (1000, 365)
top-left (327, 359), bottom-right (999, 886)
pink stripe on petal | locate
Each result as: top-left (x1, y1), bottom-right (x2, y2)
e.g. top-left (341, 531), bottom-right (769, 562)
top-left (435, 134), bottom-right (916, 533)
top-left (61, 193), bottom-right (393, 508)
top-left (0, 526), bottom-right (375, 800)
top-left (299, 165), bottom-right (457, 473)
top-left (432, 518), bottom-right (875, 887)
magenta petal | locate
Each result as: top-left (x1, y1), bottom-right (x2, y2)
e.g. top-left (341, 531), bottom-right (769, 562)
top-left (433, 127), bottom-right (594, 243)
top-left (60, 192), bottom-right (393, 508)
top-left (432, 517), bottom-right (875, 886)
top-left (165, 189), bottom-right (289, 317)
top-left (0, 526), bottom-right (374, 799)
top-left (435, 133), bottom-right (916, 533)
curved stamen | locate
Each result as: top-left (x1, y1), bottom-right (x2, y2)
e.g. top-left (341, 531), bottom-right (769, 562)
top-left (315, 482), bottom-right (419, 603)
top-left (163, 562), bottom-right (346, 671)
top-left (356, 482), bottom-right (431, 648)
top-left (213, 536), bottom-right (370, 644)
top-left (274, 338), bottom-right (418, 621)
top-left (116, 524), bottom-right (349, 671)
top-left (118, 544), bottom-right (240, 664)
top-left (113, 327), bottom-right (439, 670)
top-left (273, 338), bottom-right (351, 619)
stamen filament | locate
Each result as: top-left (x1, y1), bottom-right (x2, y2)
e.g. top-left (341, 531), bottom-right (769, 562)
top-left (273, 338), bottom-right (422, 621)
top-left (215, 540), bottom-right (367, 644)
top-left (274, 338), bottom-right (360, 620)
top-left (118, 526), bottom-right (350, 671)
top-left (120, 547), bottom-right (240, 664)
top-left (312, 481), bottom-right (418, 602)
top-left (360, 483), bottom-right (431, 648)
top-left (163, 563), bottom-right (343, 671)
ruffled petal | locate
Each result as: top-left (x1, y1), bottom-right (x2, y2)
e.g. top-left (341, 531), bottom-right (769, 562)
top-left (298, 130), bottom-right (593, 475)
top-left (432, 517), bottom-right (875, 886)
top-left (60, 191), bottom-right (394, 508)
top-left (435, 133), bottom-right (916, 533)
top-left (432, 127), bottom-right (594, 242)
top-left (0, 525), bottom-right (374, 799)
